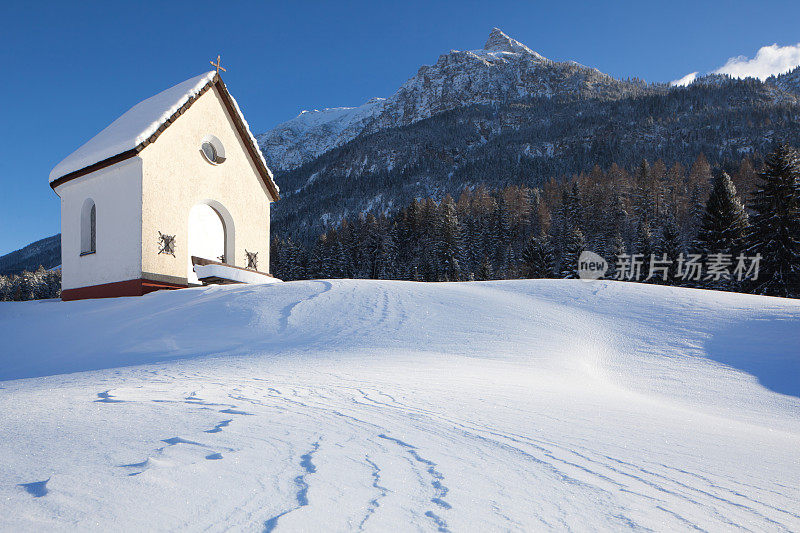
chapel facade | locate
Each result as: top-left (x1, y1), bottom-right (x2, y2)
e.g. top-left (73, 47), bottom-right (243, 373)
top-left (49, 70), bottom-right (280, 301)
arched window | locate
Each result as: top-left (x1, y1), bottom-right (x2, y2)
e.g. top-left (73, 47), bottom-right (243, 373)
top-left (80, 199), bottom-right (96, 255)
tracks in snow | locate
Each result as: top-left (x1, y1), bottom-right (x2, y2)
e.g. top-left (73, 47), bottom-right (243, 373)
top-left (95, 389), bottom-right (252, 476)
top-left (263, 441), bottom-right (320, 533)
top-left (19, 364), bottom-right (793, 531)
top-left (358, 456), bottom-right (389, 530)
top-left (378, 434), bottom-right (451, 532)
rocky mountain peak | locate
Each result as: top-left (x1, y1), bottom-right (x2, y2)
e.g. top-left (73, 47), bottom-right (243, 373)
top-left (258, 28), bottom-right (633, 172)
top-left (483, 28), bottom-right (543, 59)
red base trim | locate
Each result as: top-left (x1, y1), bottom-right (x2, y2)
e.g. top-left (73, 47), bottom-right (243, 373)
top-left (61, 279), bottom-right (186, 301)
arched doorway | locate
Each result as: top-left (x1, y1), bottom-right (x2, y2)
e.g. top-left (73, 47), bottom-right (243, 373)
top-left (188, 202), bottom-right (232, 284)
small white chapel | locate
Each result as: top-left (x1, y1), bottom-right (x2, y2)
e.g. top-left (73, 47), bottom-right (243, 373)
top-left (49, 61), bottom-right (280, 301)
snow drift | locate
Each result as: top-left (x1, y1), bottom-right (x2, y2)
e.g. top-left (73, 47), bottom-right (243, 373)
top-left (0, 279), bottom-right (798, 531)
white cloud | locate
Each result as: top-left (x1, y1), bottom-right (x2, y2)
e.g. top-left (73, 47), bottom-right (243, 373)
top-left (670, 71), bottom-right (698, 87)
top-left (671, 43), bottom-right (800, 86)
top-left (714, 43), bottom-right (800, 79)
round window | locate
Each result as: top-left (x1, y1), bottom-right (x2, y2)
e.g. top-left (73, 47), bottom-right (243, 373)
top-left (200, 135), bottom-right (226, 164)
top-left (201, 141), bottom-right (217, 162)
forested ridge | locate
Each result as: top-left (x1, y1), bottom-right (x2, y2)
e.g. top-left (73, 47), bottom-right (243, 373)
top-left (272, 145), bottom-right (800, 298)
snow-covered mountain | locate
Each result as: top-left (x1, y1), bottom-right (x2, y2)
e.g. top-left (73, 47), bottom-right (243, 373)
top-left (257, 29), bottom-right (647, 172)
top-left (253, 29), bottom-right (800, 246)
top-left (257, 97), bottom-right (387, 172)
top-left (0, 234), bottom-right (60, 275)
top-left (1, 280), bottom-right (798, 530)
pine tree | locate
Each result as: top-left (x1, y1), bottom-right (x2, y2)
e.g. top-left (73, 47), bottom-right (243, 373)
top-left (376, 222), bottom-right (399, 279)
top-left (32, 266), bottom-right (50, 300)
top-left (696, 172), bottom-right (749, 256)
top-left (491, 197), bottom-right (513, 271)
top-left (748, 144), bottom-right (800, 297)
top-left (332, 239), bottom-right (349, 278)
top-left (685, 153), bottom-right (713, 243)
top-left (603, 191), bottom-right (628, 258)
top-left (417, 199), bottom-right (439, 281)
top-left (308, 235), bottom-right (331, 279)
top-left (477, 255), bottom-right (493, 281)
top-left (338, 219), bottom-right (357, 278)
top-left (607, 231), bottom-right (627, 279)
top-left (499, 244), bottom-right (516, 279)
top-left (521, 234), bottom-right (554, 278)
top-left (12, 271), bottom-right (35, 301)
top-left (552, 186), bottom-right (583, 277)
top-left (633, 159), bottom-right (656, 226)
top-left (660, 213), bottom-right (684, 283)
top-left (359, 214), bottom-right (382, 278)
top-left (694, 172), bottom-right (749, 290)
top-left (270, 237), bottom-right (284, 279)
top-left (435, 196), bottom-right (463, 281)
top-left (282, 238), bottom-right (306, 280)
top-left (46, 268), bottom-right (62, 298)
top-left (561, 228), bottom-right (586, 279)
top-left (635, 221), bottom-right (656, 283)
top-left (564, 182), bottom-right (584, 231)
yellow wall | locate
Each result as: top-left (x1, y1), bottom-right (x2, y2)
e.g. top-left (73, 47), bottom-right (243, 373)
top-left (140, 86), bottom-right (273, 285)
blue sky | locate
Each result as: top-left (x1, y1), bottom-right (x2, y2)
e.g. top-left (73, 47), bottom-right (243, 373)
top-left (2, 0), bottom-right (800, 255)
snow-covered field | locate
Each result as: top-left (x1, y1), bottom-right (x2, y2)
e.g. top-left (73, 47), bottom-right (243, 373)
top-left (1, 279), bottom-right (799, 532)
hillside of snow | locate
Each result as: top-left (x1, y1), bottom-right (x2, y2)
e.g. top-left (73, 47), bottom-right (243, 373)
top-left (1, 279), bottom-right (799, 531)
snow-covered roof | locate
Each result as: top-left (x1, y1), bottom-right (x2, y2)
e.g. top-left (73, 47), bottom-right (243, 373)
top-left (49, 72), bottom-right (215, 182)
top-left (49, 71), bottom-right (279, 198)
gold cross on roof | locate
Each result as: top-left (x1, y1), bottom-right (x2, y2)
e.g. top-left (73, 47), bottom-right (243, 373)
top-left (210, 55), bottom-right (226, 74)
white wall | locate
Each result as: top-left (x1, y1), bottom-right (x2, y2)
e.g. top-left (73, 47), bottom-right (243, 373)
top-left (56, 158), bottom-right (143, 290)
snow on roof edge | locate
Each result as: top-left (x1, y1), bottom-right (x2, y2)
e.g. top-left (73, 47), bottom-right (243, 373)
top-left (49, 71), bottom-right (217, 182)
top-left (224, 89), bottom-right (279, 193)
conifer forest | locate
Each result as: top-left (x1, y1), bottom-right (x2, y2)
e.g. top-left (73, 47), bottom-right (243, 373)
top-left (272, 145), bottom-right (800, 298)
